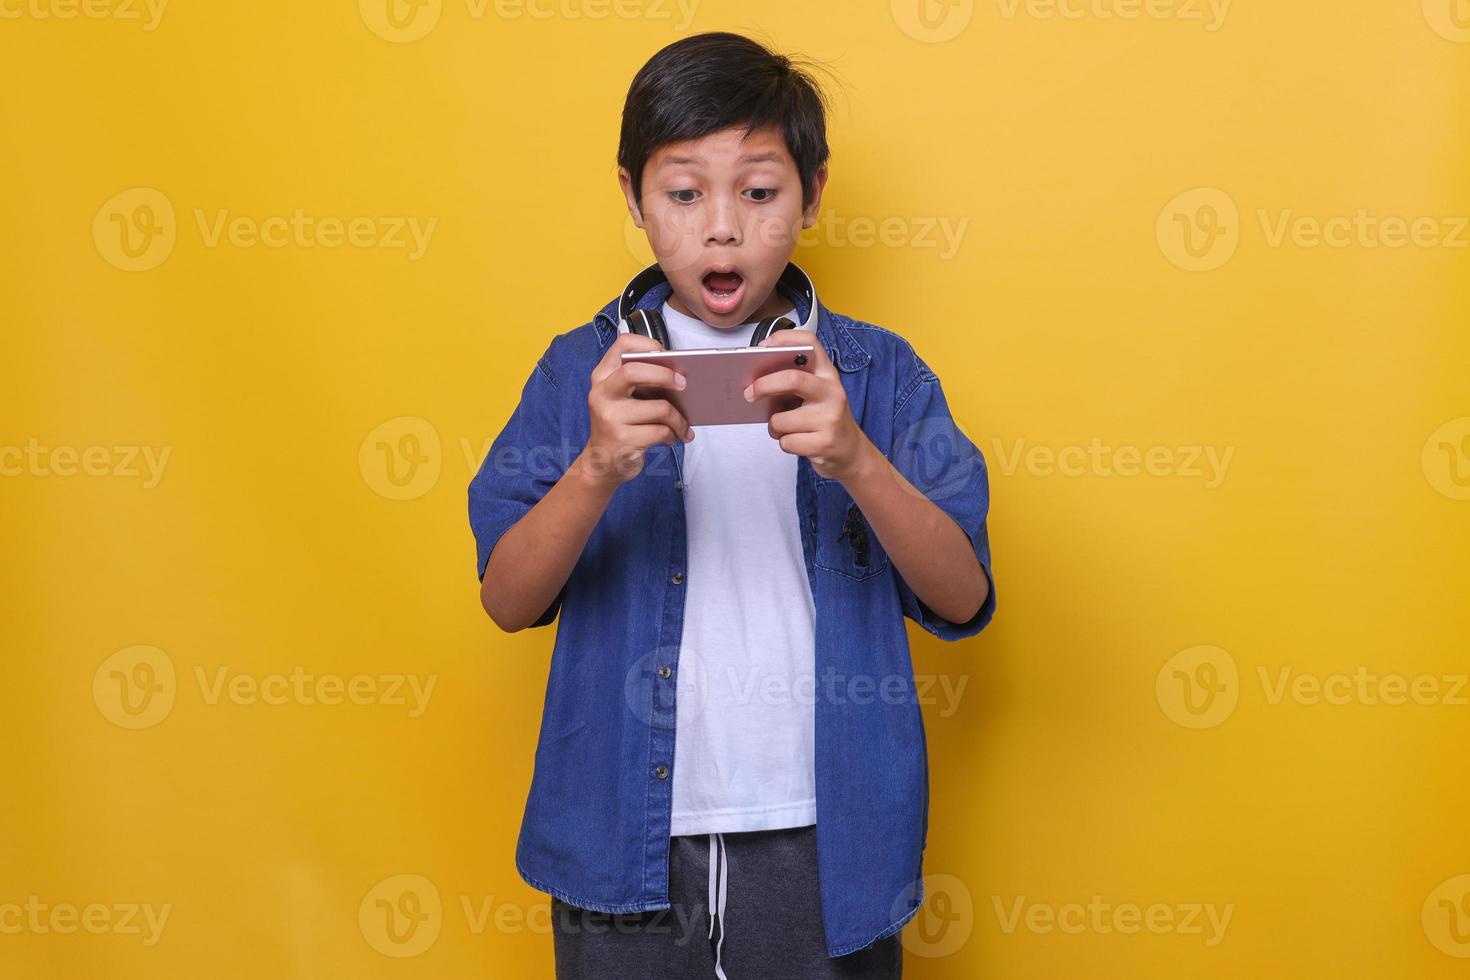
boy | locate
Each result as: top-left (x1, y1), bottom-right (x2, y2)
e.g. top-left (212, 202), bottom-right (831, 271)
top-left (469, 31), bottom-right (995, 980)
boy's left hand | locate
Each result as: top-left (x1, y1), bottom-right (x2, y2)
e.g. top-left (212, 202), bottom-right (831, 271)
top-left (744, 331), bottom-right (876, 484)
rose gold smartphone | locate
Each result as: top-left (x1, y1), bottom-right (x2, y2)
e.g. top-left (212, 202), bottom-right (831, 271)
top-left (620, 345), bottom-right (816, 425)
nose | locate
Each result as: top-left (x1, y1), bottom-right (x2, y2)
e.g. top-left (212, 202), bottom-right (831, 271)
top-left (704, 193), bottom-right (741, 247)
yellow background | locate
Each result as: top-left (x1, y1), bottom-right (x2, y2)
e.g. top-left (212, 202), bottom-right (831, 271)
top-left (3, 0), bottom-right (1469, 976)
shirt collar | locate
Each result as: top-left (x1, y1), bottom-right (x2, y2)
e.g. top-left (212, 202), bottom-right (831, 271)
top-left (592, 260), bottom-right (871, 373)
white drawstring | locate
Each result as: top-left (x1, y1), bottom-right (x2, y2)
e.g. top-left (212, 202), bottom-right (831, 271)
top-left (707, 832), bottom-right (729, 979)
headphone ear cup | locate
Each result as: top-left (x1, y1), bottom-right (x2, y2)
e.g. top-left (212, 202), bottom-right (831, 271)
top-left (648, 309), bottom-right (670, 350)
top-left (626, 308), bottom-right (672, 349)
top-left (748, 315), bottom-right (796, 346)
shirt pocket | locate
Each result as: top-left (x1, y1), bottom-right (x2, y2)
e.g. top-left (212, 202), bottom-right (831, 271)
top-left (812, 478), bottom-right (890, 581)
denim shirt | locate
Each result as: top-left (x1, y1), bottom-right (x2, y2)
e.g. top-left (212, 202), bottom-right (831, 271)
top-left (467, 261), bottom-right (997, 958)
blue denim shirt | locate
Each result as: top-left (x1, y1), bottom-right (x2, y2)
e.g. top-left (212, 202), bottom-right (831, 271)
top-left (468, 261), bottom-right (996, 957)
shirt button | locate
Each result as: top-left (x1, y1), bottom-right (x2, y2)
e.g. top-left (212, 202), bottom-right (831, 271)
top-left (675, 479), bottom-right (684, 492)
top-left (657, 665), bottom-right (672, 679)
top-left (671, 570), bottom-right (684, 585)
top-left (655, 765), bottom-right (669, 779)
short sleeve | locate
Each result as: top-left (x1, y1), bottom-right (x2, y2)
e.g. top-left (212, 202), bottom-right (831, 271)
top-left (468, 342), bottom-right (570, 629)
top-left (888, 355), bottom-right (996, 641)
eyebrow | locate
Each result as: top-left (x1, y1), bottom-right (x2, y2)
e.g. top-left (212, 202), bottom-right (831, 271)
top-left (659, 151), bottom-right (785, 168)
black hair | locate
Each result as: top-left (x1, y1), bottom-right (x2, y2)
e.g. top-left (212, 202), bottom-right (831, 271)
top-left (617, 32), bottom-right (834, 213)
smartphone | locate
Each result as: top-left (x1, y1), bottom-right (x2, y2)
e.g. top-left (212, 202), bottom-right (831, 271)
top-left (620, 345), bottom-right (816, 426)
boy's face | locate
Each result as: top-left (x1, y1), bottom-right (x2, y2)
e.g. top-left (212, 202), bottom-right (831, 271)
top-left (619, 124), bottom-right (827, 330)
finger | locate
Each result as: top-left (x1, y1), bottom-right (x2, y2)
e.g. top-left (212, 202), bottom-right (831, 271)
top-left (610, 360), bottom-right (686, 398)
top-left (613, 331), bottom-right (667, 354)
top-left (770, 431), bottom-right (823, 457)
top-left (615, 398), bottom-right (693, 441)
top-left (593, 332), bottom-right (666, 385)
top-left (747, 367), bottom-right (825, 404)
top-left (757, 330), bottom-right (837, 379)
top-left (624, 421), bottom-right (687, 448)
top-left (766, 401), bottom-right (825, 437)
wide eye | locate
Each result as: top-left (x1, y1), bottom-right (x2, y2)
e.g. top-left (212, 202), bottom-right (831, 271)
top-left (746, 188), bottom-right (777, 203)
top-left (669, 189), bottom-right (699, 205)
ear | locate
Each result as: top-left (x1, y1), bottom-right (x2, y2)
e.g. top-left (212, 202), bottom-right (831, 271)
top-left (801, 164), bottom-right (829, 230)
top-left (617, 167), bottom-right (645, 228)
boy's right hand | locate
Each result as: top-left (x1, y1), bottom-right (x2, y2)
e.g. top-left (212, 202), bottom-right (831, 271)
top-left (581, 333), bottom-right (694, 487)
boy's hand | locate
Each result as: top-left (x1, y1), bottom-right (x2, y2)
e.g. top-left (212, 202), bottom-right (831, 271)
top-left (582, 333), bottom-right (694, 488)
top-left (746, 331), bottom-right (878, 485)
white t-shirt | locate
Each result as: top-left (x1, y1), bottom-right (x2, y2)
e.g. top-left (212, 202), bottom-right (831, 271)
top-left (661, 300), bottom-right (819, 836)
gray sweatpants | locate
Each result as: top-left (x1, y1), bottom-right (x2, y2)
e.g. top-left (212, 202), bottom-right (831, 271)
top-left (550, 825), bottom-right (902, 979)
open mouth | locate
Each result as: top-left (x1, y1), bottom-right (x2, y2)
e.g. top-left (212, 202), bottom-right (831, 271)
top-left (700, 267), bottom-right (745, 316)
